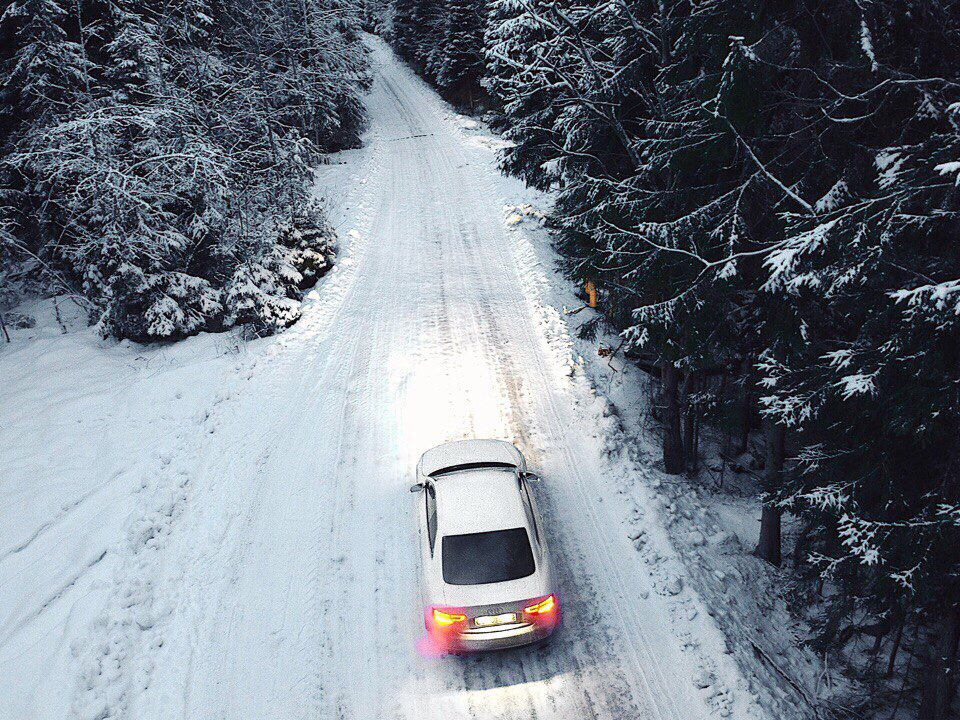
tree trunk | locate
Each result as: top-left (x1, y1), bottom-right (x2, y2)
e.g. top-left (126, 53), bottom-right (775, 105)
top-left (756, 505), bottom-right (781, 567)
top-left (737, 356), bottom-right (753, 454)
top-left (756, 420), bottom-right (785, 566)
top-left (661, 363), bottom-right (684, 474)
top-left (885, 617), bottom-right (904, 677)
top-left (791, 518), bottom-right (813, 567)
top-left (920, 603), bottom-right (960, 720)
top-left (692, 412), bottom-right (700, 473)
top-left (681, 370), bottom-right (698, 471)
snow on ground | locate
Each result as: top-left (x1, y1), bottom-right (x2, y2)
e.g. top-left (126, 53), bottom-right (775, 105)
top-left (1, 36), bottom-right (814, 720)
top-left (0, 299), bottom-right (249, 718)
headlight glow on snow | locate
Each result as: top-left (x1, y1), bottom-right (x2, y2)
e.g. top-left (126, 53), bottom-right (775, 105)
top-left (392, 347), bottom-right (512, 463)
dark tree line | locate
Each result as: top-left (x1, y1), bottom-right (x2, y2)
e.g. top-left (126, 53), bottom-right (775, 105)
top-left (389, 0), bottom-right (960, 716)
top-left (0, 0), bottom-right (369, 340)
top-left (390, 0), bottom-right (487, 106)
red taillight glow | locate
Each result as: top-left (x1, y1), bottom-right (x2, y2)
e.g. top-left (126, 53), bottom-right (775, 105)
top-left (524, 594), bottom-right (556, 615)
top-left (432, 608), bottom-right (466, 626)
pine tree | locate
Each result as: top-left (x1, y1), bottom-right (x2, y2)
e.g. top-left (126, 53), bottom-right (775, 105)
top-left (392, 0), bottom-right (444, 74)
top-left (0, 0), bottom-right (369, 340)
top-left (0, 0), bottom-right (89, 124)
top-left (483, 0), bottom-right (574, 189)
top-left (433, 0), bottom-right (485, 100)
top-left (755, 5), bottom-right (960, 709)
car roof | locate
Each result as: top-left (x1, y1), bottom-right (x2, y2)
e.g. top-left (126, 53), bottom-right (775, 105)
top-left (419, 439), bottom-right (523, 477)
top-left (434, 468), bottom-right (530, 536)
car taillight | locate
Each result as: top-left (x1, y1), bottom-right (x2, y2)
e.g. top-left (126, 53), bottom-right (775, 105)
top-left (432, 608), bottom-right (466, 626)
top-left (524, 594), bottom-right (556, 615)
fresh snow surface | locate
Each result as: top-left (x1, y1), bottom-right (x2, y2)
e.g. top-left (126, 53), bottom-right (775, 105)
top-left (1, 38), bottom-right (786, 720)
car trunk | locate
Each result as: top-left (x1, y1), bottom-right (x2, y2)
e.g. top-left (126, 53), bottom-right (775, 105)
top-left (439, 573), bottom-right (549, 610)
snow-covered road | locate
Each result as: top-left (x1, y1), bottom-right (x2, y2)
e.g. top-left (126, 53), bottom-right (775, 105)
top-left (2, 40), bottom-right (765, 720)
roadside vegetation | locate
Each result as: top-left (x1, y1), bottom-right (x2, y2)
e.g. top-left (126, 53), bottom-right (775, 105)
top-left (384, 1), bottom-right (960, 717)
top-left (0, 0), bottom-right (369, 341)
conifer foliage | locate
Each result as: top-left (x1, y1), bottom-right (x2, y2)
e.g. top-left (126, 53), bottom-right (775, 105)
top-left (391, 0), bottom-right (486, 105)
top-left (0, 0), bottom-right (368, 340)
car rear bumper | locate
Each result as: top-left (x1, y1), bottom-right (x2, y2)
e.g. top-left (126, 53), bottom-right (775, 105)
top-left (449, 620), bottom-right (556, 652)
top-left (425, 595), bottom-right (561, 653)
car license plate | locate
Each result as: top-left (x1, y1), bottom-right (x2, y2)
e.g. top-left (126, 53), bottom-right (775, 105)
top-left (475, 612), bottom-right (517, 627)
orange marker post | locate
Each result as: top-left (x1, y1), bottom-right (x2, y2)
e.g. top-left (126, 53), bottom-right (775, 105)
top-left (585, 279), bottom-right (598, 308)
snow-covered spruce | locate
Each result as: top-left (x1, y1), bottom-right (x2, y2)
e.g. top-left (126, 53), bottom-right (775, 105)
top-left (103, 208), bottom-right (338, 341)
top-left (222, 211), bottom-right (338, 337)
top-left (0, 0), bottom-right (367, 341)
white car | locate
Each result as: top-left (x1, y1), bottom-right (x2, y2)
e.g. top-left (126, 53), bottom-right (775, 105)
top-left (410, 439), bottom-right (559, 652)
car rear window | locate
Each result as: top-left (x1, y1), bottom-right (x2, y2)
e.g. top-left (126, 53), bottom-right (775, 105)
top-left (441, 528), bottom-right (535, 585)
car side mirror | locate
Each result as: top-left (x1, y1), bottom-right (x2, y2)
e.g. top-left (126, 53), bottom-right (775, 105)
top-left (410, 482), bottom-right (424, 493)
top-left (522, 472), bottom-right (541, 483)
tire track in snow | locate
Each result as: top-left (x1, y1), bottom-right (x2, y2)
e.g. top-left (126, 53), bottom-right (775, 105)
top-left (154, 88), bottom-right (393, 720)
top-left (380, 38), bottom-right (708, 719)
top-left (408, 100), bottom-right (620, 718)
top-left (302, 67), bottom-right (436, 719)
top-left (384, 63), bottom-right (646, 720)
top-left (441, 182), bottom-right (641, 720)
